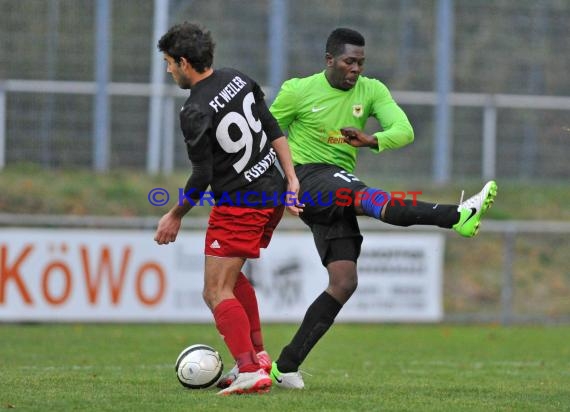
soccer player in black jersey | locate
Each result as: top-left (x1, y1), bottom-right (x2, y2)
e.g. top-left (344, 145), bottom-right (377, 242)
top-left (153, 22), bottom-right (301, 396)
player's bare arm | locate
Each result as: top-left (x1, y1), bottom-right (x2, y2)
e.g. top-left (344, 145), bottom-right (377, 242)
top-left (271, 136), bottom-right (304, 216)
top-left (340, 127), bottom-right (378, 148)
top-left (154, 198), bottom-right (193, 245)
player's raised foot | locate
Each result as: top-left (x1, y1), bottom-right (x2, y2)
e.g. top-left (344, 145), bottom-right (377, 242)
top-left (453, 180), bottom-right (498, 238)
top-left (270, 361), bottom-right (305, 389)
top-left (216, 369), bottom-right (272, 396)
top-left (216, 351), bottom-right (272, 389)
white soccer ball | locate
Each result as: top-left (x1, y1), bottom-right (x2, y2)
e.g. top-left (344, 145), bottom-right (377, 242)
top-left (175, 344), bottom-right (223, 389)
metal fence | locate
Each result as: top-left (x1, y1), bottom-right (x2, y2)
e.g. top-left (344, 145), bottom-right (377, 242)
top-left (2, 80), bottom-right (569, 178)
top-left (1, 0), bottom-right (569, 181)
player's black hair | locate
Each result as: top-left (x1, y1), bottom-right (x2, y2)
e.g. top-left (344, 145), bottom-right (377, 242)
top-left (157, 22), bottom-right (215, 73)
top-left (326, 27), bottom-right (365, 57)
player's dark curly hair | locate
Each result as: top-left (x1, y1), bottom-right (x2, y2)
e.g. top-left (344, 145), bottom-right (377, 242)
top-left (326, 27), bottom-right (365, 57)
top-left (157, 22), bottom-right (215, 73)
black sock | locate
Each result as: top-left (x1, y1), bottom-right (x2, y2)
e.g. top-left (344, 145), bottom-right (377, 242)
top-left (383, 199), bottom-right (459, 228)
top-left (276, 292), bottom-right (342, 373)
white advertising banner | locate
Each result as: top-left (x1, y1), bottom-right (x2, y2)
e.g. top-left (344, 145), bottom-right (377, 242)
top-left (0, 229), bottom-right (443, 322)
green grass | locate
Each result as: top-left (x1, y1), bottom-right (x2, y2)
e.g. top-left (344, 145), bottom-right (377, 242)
top-left (1, 324), bottom-right (569, 411)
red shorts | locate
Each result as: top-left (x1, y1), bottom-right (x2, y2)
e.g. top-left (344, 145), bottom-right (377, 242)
top-left (204, 205), bottom-right (285, 258)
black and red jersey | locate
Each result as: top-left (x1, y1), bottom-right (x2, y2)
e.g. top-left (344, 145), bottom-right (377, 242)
top-left (180, 68), bottom-right (284, 207)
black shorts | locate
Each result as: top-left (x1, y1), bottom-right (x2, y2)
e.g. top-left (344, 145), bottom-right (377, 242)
top-left (295, 164), bottom-right (367, 266)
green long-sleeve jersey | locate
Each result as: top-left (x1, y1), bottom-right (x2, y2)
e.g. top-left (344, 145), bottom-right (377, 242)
top-left (270, 71), bottom-right (414, 173)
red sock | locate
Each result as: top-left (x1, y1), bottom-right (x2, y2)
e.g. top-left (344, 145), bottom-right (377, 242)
top-left (213, 298), bottom-right (259, 373)
top-left (233, 272), bottom-right (264, 353)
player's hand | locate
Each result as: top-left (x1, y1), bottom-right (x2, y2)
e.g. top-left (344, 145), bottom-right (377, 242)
top-left (285, 176), bottom-right (304, 216)
top-left (154, 212), bottom-right (182, 245)
top-left (340, 127), bottom-right (378, 148)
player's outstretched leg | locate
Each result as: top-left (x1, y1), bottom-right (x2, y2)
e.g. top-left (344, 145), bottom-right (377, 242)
top-left (216, 369), bottom-right (272, 395)
top-left (453, 180), bottom-right (498, 237)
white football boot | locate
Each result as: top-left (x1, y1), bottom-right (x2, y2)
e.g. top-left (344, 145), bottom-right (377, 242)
top-left (216, 369), bottom-right (272, 396)
top-left (269, 361), bottom-right (305, 389)
top-left (216, 350), bottom-right (271, 389)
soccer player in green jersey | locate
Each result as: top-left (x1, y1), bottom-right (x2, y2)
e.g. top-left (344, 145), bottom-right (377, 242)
top-left (217, 27), bottom-right (498, 390)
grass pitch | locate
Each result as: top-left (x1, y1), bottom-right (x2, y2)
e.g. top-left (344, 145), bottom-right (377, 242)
top-left (1, 323), bottom-right (569, 411)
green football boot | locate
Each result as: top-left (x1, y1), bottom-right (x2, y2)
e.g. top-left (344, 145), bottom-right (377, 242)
top-left (453, 180), bottom-right (498, 237)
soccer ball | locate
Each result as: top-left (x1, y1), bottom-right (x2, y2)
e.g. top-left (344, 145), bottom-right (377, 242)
top-left (174, 344), bottom-right (223, 389)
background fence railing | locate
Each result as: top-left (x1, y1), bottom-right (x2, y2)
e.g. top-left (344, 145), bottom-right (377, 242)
top-left (2, 79), bottom-right (569, 180)
top-left (2, 0), bottom-right (569, 181)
